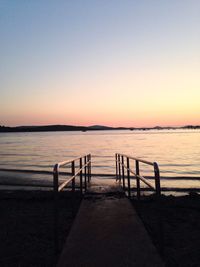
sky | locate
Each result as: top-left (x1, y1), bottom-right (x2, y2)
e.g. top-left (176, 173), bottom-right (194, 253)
top-left (0, 0), bottom-right (200, 127)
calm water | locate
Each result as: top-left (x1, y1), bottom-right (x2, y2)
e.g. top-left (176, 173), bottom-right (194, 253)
top-left (0, 129), bottom-right (200, 191)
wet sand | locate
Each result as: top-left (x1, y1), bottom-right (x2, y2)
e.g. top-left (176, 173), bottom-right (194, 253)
top-left (132, 193), bottom-right (200, 267)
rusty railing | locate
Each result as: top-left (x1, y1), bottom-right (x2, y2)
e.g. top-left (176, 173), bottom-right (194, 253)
top-left (115, 153), bottom-right (161, 198)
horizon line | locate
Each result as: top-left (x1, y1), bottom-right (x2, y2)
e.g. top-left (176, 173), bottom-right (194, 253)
top-left (1, 124), bottom-right (200, 129)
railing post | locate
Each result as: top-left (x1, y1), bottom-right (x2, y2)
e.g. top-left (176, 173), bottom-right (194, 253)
top-left (136, 160), bottom-right (141, 200)
top-left (53, 164), bottom-right (59, 255)
top-left (118, 154), bottom-right (121, 182)
top-left (90, 154), bottom-right (92, 181)
top-left (87, 155), bottom-right (90, 182)
top-left (71, 161), bottom-right (75, 193)
top-left (122, 155), bottom-right (125, 190)
top-left (154, 162), bottom-right (163, 256)
top-left (127, 157), bottom-right (131, 198)
top-left (84, 156), bottom-right (87, 191)
top-left (71, 161), bottom-right (75, 217)
top-left (89, 154), bottom-right (91, 182)
top-left (115, 154), bottom-right (118, 181)
top-left (80, 158), bottom-right (83, 195)
top-left (154, 162), bottom-right (161, 196)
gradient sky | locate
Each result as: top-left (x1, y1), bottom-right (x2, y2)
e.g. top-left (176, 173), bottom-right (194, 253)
top-left (0, 0), bottom-right (200, 127)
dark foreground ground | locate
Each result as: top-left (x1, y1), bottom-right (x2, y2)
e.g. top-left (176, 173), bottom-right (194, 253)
top-left (0, 190), bottom-right (82, 267)
top-left (132, 193), bottom-right (200, 267)
top-left (1, 190), bottom-right (200, 267)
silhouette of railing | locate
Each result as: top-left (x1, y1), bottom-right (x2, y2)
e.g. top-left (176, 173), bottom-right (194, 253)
top-left (115, 153), bottom-right (161, 198)
top-left (53, 154), bottom-right (91, 254)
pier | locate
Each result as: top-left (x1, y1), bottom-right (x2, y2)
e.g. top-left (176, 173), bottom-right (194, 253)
top-left (54, 154), bottom-right (164, 266)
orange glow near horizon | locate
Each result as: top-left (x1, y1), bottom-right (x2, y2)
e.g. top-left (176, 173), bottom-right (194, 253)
top-left (1, 2), bottom-right (200, 128)
top-left (1, 64), bottom-right (200, 127)
top-left (2, 105), bottom-right (200, 128)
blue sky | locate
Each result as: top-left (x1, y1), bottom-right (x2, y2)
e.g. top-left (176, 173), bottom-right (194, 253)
top-left (0, 0), bottom-right (200, 126)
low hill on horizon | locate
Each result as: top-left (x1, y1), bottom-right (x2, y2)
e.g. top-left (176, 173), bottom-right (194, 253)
top-left (0, 124), bottom-right (199, 132)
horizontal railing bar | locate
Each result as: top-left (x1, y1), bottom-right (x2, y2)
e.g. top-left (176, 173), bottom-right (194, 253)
top-left (58, 177), bottom-right (74, 192)
top-left (54, 160), bottom-right (90, 174)
top-left (116, 153), bottom-right (154, 166)
top-left (54, 154), bottom-right (91, 254)
top-left (56, 154), bottom-right (90, 168)
top-left (58, 161), bottom-right (91, 192)
top-left (116, 160), bottom-right (137, 177)
top-left (58, 168), bottom-right (85, 191)
top-left (128, 166), bottom-right (155, 190)
top-left (136, 174), bottom-right (155, 189)
top-left (119, 161), bottom-right (155, 190)
top-left (92, 155), bottom-right (114, 158)
top-left (116, 157), bottom-right (156, 191)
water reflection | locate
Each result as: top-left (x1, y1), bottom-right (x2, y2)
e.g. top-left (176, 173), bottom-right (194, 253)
top-left (0, 130), bottom-right (200, 184)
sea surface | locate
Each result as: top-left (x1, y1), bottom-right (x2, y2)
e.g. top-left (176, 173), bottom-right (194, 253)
top-left (0, 129), bottom-right (200, 192)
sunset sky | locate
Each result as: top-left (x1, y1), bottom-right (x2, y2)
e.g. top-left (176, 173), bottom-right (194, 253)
top-left (0, 1), bottom-right (200, 127)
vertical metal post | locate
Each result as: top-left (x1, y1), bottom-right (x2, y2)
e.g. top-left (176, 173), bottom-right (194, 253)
top-left (87, 155), bottom-right (90, 182)
top-left (115, 154), bottom-right (118, 181)
top-left (88, 155), bottom-right (89, 182)
top-left (89, 154), bottom-right (91, 182)
top-left (71, 161), bottom-right (75, 217)
top-left (84, 156), bottom-right (87, 191)
top-left (53, 164), bottom-right (59, 255)
top-left (154, 162), bottom-right (161, 196)
top-left (136, 160), bottom-right (141, 200)
top-left (118, 154), bottom-right (121, 182)
top-left (71, 161), bottom-right (75, 193)
top-left (122, 156), bottom-right (125, 190)
top-left (153, 162), bottom-right (163, 256)
top-left (127, 157), bottom-right (131, 198)
top-left (80, 158), bottom-right (83, 195)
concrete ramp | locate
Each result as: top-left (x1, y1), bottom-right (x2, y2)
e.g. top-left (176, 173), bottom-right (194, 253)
top-left (86, 177), bottom-right (123, 194)
top-left (57, 179), bottom-right (164, 267)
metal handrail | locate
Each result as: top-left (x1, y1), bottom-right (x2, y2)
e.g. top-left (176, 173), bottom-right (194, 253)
top-left (115, 153), bottom-right (161, 198)
top-left (53, 154), bottom-right (91, 254)
top-left (117, 153), bottom-right (155, 166)
top-left (54, 154), bottom-right (91, 168)
top-left (53, 154), bottom-right (91, 192)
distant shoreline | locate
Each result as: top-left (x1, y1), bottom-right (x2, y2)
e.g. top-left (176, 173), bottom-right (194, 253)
top-left (0, 124), bottom-right (199, 133)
